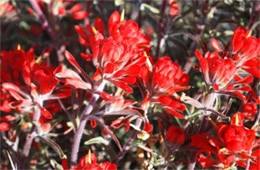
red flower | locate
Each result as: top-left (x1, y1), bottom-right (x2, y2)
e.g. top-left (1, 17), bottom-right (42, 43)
top-left (166, 125), bottom-right (185, 144)
top-left (195, 50), bottom-right (237, 90)
top-left (73, 152), bottom-right (117, 170)
top-left (168, 0), bottom-right (179, 16)
top-left (249, 149), bottom-right (260, 170)
top-left (1, 47), bottom-right (70, 121)
top-left (0, 46), bottom-right (31, 86)
top-left (218, 125), bottom-right (255, 152)
top-left (35, 0), bottom-right (87, 20)
top-left (217, 113), bottom-right (256, 152)
top-left (108, 11), bottom-right (151, 51)
top-left (190, 133), bottom-right (220, 154)
top-left (140, 56), bottom-right (189, 118)
top-left (152, 57), bottom-right (189, 93)
top-left (241, 102), bottom-right (258, 121)
top-left (232, 27), bottom-right (260, 78)
top-left (0, 1), bottom-right (15, 18)
top-left (0, 122), bottom-right (10, 132)
top-left (0, 87), bottom-right (12, 113)
top-left (67, 11), bottom-right (151, 93)
top-left (232, 27), bottom-right (260, 67)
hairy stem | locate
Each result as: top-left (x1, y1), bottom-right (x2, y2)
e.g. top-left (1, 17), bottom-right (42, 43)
top-left (188, 92), bottom-right (217, 170)
top-left (70, 82), bottom-right (106, 166)
top-left (155, 0), bottom-right (167, 58)
top-left (113, 118), bottom-right (143, 164)
top-left (21, 100), bottom-right (43, 169)
top-left (29, 0), bottom-right (55, 42)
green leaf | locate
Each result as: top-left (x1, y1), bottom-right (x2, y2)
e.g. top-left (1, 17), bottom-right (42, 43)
top-left (39, 136), bottom-right (65, 159)
top-left (140, 3), bottom-right (159, 14)
top-left (84, 136), bottom-right (109, 146)
top-left (114, 0), bottom-right (124, 6)
top-left (50, 159), bottom-right (63, 170)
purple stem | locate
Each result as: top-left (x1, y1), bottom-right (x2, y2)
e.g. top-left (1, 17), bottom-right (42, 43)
top-left (155, 0), bottom-right (167, 58)
top-left (113, 118), bottom-right (143, 164)
top-left (21, 101), bottom-right (42, 169)
top-left (29, 0), bottom-right (56, 42)
top-left (188, 92), bottom-right (217, 170)
top-left (70, 82), bottom-right (106, 166)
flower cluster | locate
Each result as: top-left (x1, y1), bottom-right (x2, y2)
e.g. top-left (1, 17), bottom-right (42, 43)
top-left (0, 1), bottom-right (259, 169)
top-left (191, 113), bottom-right (258, 168)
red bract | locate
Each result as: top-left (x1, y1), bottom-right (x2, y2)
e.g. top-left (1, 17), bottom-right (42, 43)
top-left (0, 87), bottom-right (12, 112)
top-left (232, 27), bottom-right (260, 68)
top-left (72, 152), bottom-right (117, 170)
top-left (140, 56), bottom-right (189, 118)
top-left (0, 47), bottom-right (70, 121)
top-left (71, 11), bottom-right (151, 93)
top-left (35, 0), bottom-right (88, 20)
top-left (0, 1), bottom-right (16, 18)
top-left (24, 61), bottom-right (58, 95)
top-left (191, 113), bottom-right (257, 168)
top-left (195, 50), bottom-right (237, 90)
top-left (241, 102), bottom-right (258, 120)
top-left (168, 0), bottom-right (179, 16)
top-left (108, 11), bottom-right (151, 51)
top-left (0, 46), bottom-right (32, 86)
top-left (217, 114), bottom-right (256, 153)
top-left (249, 149), bottom-right (260, 170)
top-left (190, 133), bottom-right (219, 154)
top-left (166, 125), bottom-right (185, 144)
top-left (152, 57), bottom-right (189, 93)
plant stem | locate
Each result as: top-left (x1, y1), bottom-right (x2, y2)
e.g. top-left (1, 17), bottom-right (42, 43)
top-left (21, 100), bottom-right (43, 169)
top-left (70, 82), bottom-right (106, 166)
top-left (113, 118), bottom-right (143, 164)
top-left (188, 92), bottom-right (217, 170)
top-left (155, 0), bottom-right (167, 58)
top-left (29, 0), bottom-right (56, 42)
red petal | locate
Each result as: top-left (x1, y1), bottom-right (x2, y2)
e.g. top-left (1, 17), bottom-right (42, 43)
top-left (62, 157), bottom-right (69, 170)
top-left (232, 27), bottom-right (248, 53)
top-left (58, 7), bottom-right (66, 15)
top-left (78, 36), bottom-right (89, 47)
top-left (119, 76), bottom-right (136, 84)
top-left (158, 96), bottom-right (173, 105)
top-left (244, 67), bottom-right (260, 79)
top-left (53, 86), bottom-right (72, 98)
top-left (100, 92), bottom-right (113, 102)
top-left (99, 92), bottom-right (121, 102)
top-left (234, 75), bottom-right (254, 84)
top-left (144, 122), bottom-right (153, 133)
top-left (125, 120), bottom-right (130, 132)
top-left (64, 51), bottom-right (82, 73)
top-left (70, 11), bottom-right (87, 20)
top-left (69, 4), bottom-right (83, 13)
top-left (74, 25), bottom-right (88, 40)
top-left (125, 65), bottom-right (141, 76)
top-left (94, 18), bottom-right (105, 35)
top-left (235, 86), bottom-right (252, 91)
top-left (0, 122), bottom-right (10, 131)
top-left (166, 108), bottom-right (184, 119)
top-left (90, 119), bottom-right (97, 128)
top-left (210, 38), bottom-right (222, 52)
top-left (39, 107), bottom-right (53, 119)
top-left (108, 11), bottom-right (120, 35)
top-left (80, 53), bottom-right (92, 61)
top-left (104, 62), bottom-right (116, 74)
top-left (111, 80), bottom-right (133, 93)
top-left (0, 115), bottom-right (16, 121)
